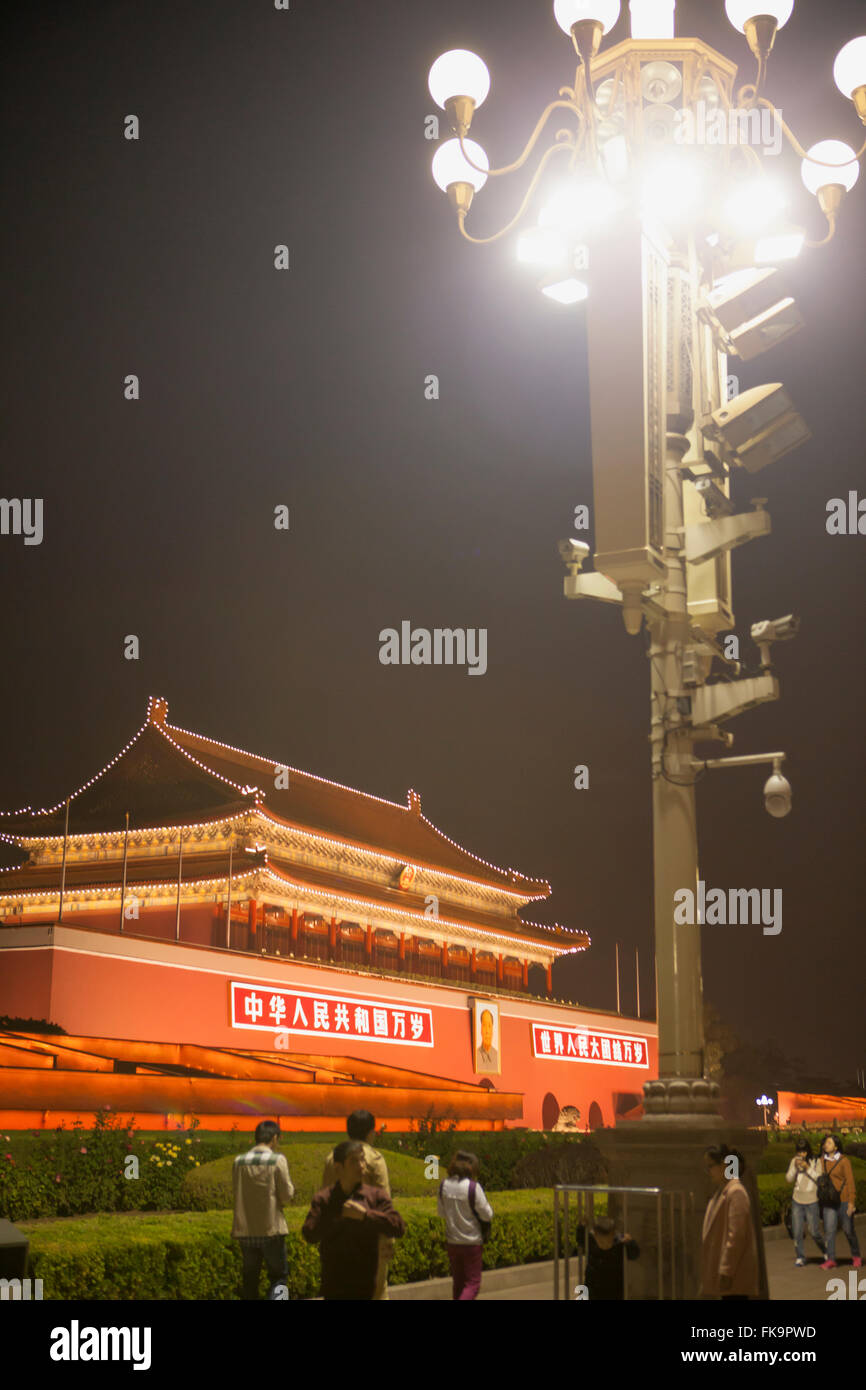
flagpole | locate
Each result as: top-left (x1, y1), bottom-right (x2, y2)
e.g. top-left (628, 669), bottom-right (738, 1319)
top-left (57, 797), bottom-right (70, 923)
top-left (118, 812), bottom-right (130, 931)
top-left (225, 838), bottom-right (233, 949)
top-left (175, 830), bottom-right (184, 942)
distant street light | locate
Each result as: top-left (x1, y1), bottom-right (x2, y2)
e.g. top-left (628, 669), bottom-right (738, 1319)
top-left (756, 1094), bottom-right (774, 1127)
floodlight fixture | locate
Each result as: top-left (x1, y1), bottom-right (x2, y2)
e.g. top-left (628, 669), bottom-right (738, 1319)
top-left (709, 384), bottom-right (810, 472)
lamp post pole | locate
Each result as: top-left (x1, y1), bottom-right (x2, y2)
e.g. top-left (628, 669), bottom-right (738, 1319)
top-left (649, 428), bottom-right (704, 1090)
top-left (427, 0), bottom-right (866, 1295)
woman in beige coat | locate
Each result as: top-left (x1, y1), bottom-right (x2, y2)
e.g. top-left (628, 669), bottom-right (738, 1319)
top-left (700, 1145), bottom-right (760, 1299)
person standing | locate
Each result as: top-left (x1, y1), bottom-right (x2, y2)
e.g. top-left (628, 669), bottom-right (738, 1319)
top-left (231, 1119), bottom-right (295, 1300)
top-left (321, 1110), bottom-right (392, 1299)
top-left (303, 1140), bottom-right (404, 1300)
top-left (574, 1216), bottom-right (640, 1299)
top-left (437, 1150), bottom-right (494, 1301)
top-left (700, 1145), bottom-right (759, 1300)
top-left (818, 1134), bottom-right (862, 1270)
top-left (785, 1138), bottom-right (825, 1266)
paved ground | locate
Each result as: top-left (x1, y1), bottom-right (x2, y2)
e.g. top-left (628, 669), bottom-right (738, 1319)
top-left (390, 1215), bottom-right (865, 1302)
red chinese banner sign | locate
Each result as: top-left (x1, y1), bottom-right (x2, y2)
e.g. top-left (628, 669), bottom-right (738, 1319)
top-left (230, 981), bottom-right (434, 1047)
top-left (531, 1023), bottom-right (649, 1068)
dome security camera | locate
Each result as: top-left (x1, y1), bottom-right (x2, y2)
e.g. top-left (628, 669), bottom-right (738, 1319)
top-left (763, 770), bottom-right (792, 818)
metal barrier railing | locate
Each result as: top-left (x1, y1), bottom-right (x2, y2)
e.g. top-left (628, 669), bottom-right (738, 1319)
top-left (553, 1183), bottom-right (695, 1301)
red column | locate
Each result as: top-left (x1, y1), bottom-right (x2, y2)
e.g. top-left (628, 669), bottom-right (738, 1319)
top-left (365, 924), bottom-right (373, 962)
top-left (329, 916), bottom-right (337, 961)
top-left (496, 954), bottom-right (504, 984)
top-left (290, 908), bottom-right (299, 949)
top-left (470, 948), bottom-right (477, 979)
top-left (398, 932), bottom-right (406, 967)
top-left (248, 899), bottom-right (257, 936)
top-left (522, 959), bottom-right (529, 989)
top-left (546, 963), bottom-right (553, 995)
top-left (441, 942), bottom-right (449, 976)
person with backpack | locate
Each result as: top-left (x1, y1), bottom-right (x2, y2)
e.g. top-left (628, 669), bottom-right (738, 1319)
top-left (231, 1119), bottom-right (295, 1300)
top-left (785, 1137), bottom-right (825, 1267)
top-left (818, 1134), bottom-right (862, 1270)
top-left (437, 1150), bottom-right (494, 1300)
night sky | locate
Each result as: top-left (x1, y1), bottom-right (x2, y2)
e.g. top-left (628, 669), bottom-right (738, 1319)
top-left (2, 0), bottom-right (864, 1084)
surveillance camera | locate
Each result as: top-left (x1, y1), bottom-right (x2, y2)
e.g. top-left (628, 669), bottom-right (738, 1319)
top-left (751, 615), bottom-right (799, 644)
top-left (695, 476), bottom-right (735, 520)
top-left (558, 538), bottom-right (590, 567)
top-left (763, 771), bottom-right (792, 818)
top-left (708, 384), bottom-right (811, 473)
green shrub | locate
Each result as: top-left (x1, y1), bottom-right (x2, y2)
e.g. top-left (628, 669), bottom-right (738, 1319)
top-left (756, 1174), bottom-right (789, 1226)
top-left (181, 1143), bottom-right (433, 1211)
top-left (757, 1144), bottom-right (800, 1175)
top-left (510, 1138), bottom-right (604, 1189)
top-left (757, 1171), bottom-right (866, 1227)
top-left (0, 1017), bottom-right (66, 1034)
top-left (758, 1140), bottom-right (866, 1178)
top-left (20, 1191), bottom-right (580, 1300)
top-left (0, 1113), bottom-right (220, 1222)
top-left (378, 1128), bottom-right (604, 1192)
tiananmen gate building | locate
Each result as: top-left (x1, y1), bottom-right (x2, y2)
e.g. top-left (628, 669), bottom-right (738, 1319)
top-left (0, 697), bottom-right (656, 1131)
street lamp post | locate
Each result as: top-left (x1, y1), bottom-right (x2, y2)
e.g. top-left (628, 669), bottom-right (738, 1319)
top-left (756, 1094), bottom-right (774, 1128)
top-left (427, 0), bottom-right (865, 1295)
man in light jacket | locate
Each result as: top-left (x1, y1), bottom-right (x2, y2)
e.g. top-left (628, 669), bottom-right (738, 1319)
top-left (700, 1145), bottom-right (759, 1299)
top-left (232, 1119), bottom-right (295, 1299)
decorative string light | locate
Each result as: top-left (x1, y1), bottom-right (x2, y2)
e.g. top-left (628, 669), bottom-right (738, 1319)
top-left (2, 813), bottom-right (583, 942)
top-left (0, 697), bottom-right (587, 956)
top-left (7, 809), bottom-right (252, 855)
top-left (9, 808), bottom-right (547, 912)
top-left (166, 710), bottom-right (550, 891)
top-left (0, 860), bottom-right (586, 957)
top-left (249, 811), bottom-right (542, 902)
top-left (1, 698), bottom-right (553, 900)
top-left (0, 698), bottom-right (253, 823)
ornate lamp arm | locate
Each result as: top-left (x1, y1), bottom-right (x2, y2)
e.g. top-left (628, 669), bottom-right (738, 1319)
top-left (457, 137), bottom-right (578, 245)
top-left (456, 97), bottom-right (586, 178)
top-left (755, 97), bottom-right (866, 164)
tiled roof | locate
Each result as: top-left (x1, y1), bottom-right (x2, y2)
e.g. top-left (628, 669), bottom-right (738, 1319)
top-left (0, 698), bottom-right (550, 900)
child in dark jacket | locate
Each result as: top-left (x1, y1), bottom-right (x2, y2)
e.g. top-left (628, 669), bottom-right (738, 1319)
top-left (576, 1215), bottom-right (640, 1299)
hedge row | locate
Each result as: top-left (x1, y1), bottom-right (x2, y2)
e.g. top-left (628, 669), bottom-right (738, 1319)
top-left (20, 1191), bottom-right (576, 1300)
top-left (758, 1141), bottom-right (866, 1174)
top-left (377, 1128), bottom-right (604, 1192)
top-left (21, 1178), bottom-right (866, 1300)
top-left (756, 1171), bottom-right (866, 1226)
top-left (0, 1121), bottom-right (222, 1222)
top-left (181, 1144), bottom-right (433, 1209)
